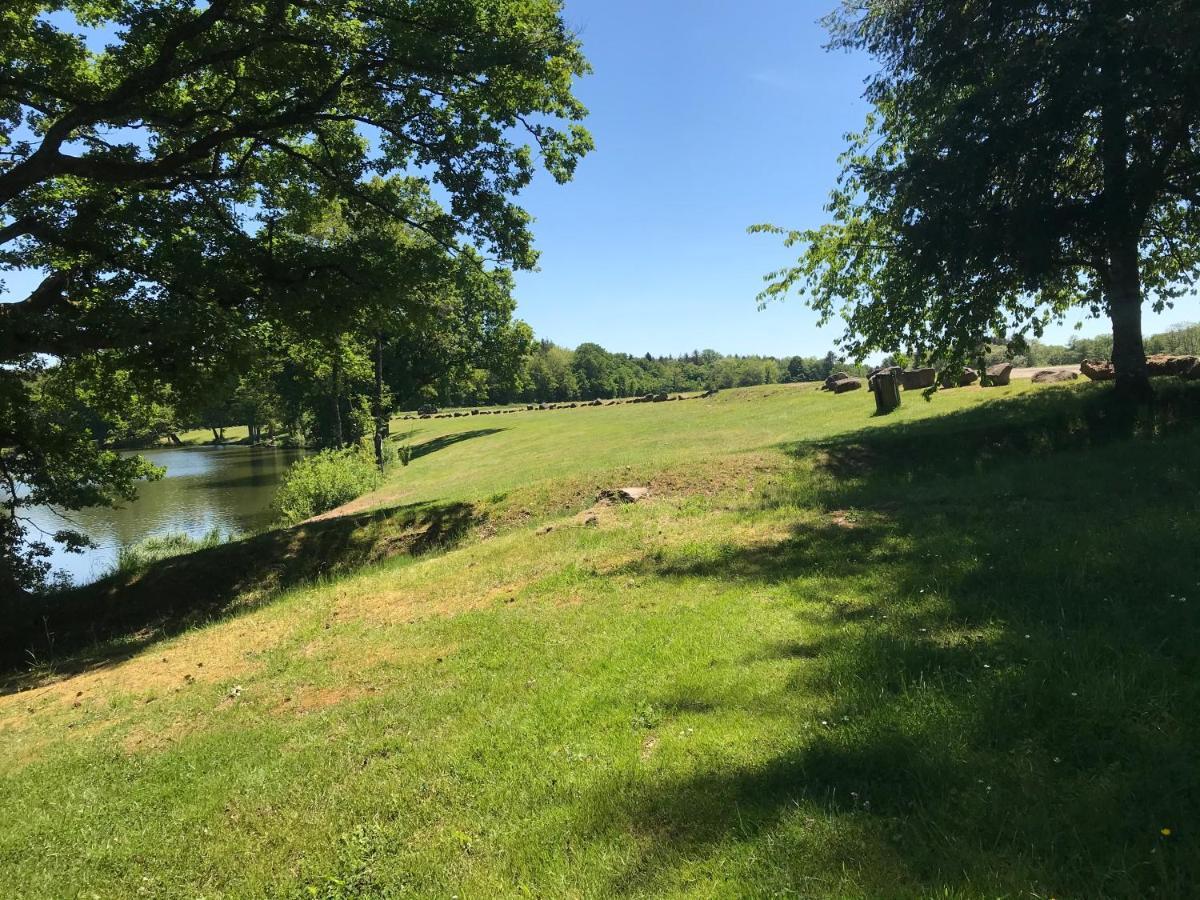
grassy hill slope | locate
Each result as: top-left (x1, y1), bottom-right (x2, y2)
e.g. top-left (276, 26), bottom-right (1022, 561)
top-left (3, 381), bottom-right (1200, 898)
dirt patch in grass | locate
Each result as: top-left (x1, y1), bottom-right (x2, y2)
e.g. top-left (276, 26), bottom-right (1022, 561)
top-left (646, 452), bottom-right (783, 496)
top-left (472, 451), bottom-right (784, 539)
top-left (276, 685), bottom-right (369, 714)
top-left (828, 509), bottom-right (860, 529)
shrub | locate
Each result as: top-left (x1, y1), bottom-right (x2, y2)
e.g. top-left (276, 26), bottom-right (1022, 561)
top-left (274, 444), bottom-right (382, 525)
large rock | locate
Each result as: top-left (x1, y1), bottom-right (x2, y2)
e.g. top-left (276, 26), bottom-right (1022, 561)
top-left (1032, 369), bottom-right (1079, 384)
top-left (940, 367), bottom-right (979, 388)
top-left (831, 377), bottom-right (863, 394)
top-left (1078, 355), bottom-right (1200, 381)
top-left (1080, 359), bottom-right (1116, 381)
top-left (867, 366), bottom-right (902, 392)
top-left (823, 371), bottom-right (853, 391)
top-left (1147, 354), bottom-right (1175, 376)
top-left (985, 363), bottom-right (1013, 387)
top-left (871, 370), bottom-right (902, 413)
top-left (899, 368), bottom-right (937, 390)
top-left (1147, 354), bottom-right (1200, 377)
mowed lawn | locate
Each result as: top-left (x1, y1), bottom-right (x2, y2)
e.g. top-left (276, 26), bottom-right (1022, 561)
top-left (3, 381), bottom-right (1200, 898)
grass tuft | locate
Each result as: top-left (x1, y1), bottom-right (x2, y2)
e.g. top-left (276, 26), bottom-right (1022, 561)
top-left (111, 528), bottom-right (228, 576)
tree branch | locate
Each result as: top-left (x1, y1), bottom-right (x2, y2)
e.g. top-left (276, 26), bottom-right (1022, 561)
top-left (0, 0), bottom-right (234, 204)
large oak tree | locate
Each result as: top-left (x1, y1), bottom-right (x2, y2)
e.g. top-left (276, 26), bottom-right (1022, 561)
top-left (0, 0), bottom-right (590, 593)
top-left (757, 0), bottom-right (1200, 397)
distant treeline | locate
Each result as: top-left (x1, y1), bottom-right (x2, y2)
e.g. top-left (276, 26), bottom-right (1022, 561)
top-left (155, 343), bottom-right (866, 448)
top-left (444, 343), bottom-right (865, 407)
top-left (982, 322), bottom-right (1200, 368)
top-left (87, 323), bottom-right (1198, 452)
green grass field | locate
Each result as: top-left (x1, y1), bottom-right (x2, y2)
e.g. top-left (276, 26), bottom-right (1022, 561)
top-left (4, 381), bottom-right (1200, 898)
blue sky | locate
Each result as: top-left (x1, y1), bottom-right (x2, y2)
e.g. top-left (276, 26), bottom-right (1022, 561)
top-left (510, 0), bottom-right (1200, 357)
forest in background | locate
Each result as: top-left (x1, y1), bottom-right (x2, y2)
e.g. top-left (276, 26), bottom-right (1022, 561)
top-left (70, 322), bottom-right (1200, 452)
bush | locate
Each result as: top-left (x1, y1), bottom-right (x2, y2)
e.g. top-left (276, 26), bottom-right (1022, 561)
top-left (274, 444), bottom-right (382, 525)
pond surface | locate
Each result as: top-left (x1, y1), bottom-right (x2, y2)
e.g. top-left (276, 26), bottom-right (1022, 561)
top-left (23, 445), bottom-right (307, 586)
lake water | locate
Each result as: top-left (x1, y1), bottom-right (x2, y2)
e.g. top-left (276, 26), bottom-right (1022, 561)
top-left (22, 445), bottom-right (307, 586)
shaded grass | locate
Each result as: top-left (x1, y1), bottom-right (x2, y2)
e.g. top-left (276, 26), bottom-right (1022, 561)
top-left (2, 500), bottom-right (477, 679)
top-left (2, 382), bottom-right (1199, 897)
top-left (591, 383), bottom-right (1200, 896)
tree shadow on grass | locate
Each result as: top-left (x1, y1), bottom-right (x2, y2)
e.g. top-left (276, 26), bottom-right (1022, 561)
top-left (407, 428), bottom-right (505, 461)
top-left (1, 499), bottom-right (479, 689)
top-left (593, 383), bottom-right (1200, 897)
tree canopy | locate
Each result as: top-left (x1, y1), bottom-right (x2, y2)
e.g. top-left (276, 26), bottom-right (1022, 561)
top-left (756, 0), bottom-right (1200, 396)
top-left (0, 0), bottom-right (592, 593)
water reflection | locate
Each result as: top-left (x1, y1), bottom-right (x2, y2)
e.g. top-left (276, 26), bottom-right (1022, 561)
top-left (22, 445), bottom-right (307, 585)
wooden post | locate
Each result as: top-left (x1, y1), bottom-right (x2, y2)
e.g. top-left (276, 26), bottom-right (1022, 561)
top-left (872, 370), bottom-right (902, 414)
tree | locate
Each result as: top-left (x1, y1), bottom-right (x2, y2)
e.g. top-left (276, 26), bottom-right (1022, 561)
top-left (571, 342), bottom-right (615, 399)
top-left (527, 343), bottom-right (578, 401)
top-left (756, 0), bottom-right (1200, 398)
top-left (0, 0), bottom-right (591, 593)
top-left (784, 356), bottom-right (809, 383)
top-left (258, 181), bottom-right (525, 454)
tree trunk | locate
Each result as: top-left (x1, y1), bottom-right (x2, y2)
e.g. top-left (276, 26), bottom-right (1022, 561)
top-left (1106, 257), bottom-right (1150, 401)
top-left (330, 354), bottom-right (344, 449)
top-left (1101, 81), bottom-right (1151, 402)
top-left (373, 333), bottom-right (386, 472)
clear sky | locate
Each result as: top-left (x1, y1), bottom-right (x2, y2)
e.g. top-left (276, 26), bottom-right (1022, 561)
top-left (510, 0), bottom-right (1200, 358)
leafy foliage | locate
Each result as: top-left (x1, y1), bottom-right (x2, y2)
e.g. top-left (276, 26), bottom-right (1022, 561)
top-left (756, 0), bottom-right (1200, 393)
top-left (0, 357), bottom-right (163, 594)
top-left (273, 444), bottom-right (382, 525)
top-left (0, 0), bottom-right (592, 589)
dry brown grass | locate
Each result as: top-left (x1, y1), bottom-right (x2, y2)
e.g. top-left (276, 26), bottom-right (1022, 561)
top-left (0, 613), bottom-right (297, 729)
